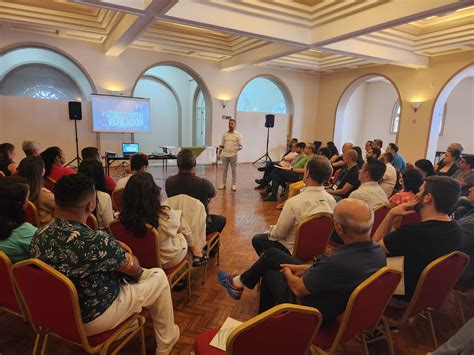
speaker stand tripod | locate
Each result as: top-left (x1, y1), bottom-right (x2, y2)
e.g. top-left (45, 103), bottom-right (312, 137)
top-left (253, 127), bottom-right (272, 165)
top-left (65, 119), bottom-right (82, 168)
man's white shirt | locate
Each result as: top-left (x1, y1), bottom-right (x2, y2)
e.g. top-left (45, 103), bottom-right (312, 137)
top-left (220, 130), bottom-right (243, 157)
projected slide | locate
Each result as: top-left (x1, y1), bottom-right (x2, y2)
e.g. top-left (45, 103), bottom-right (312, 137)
top-left (92, 95), bottom-right (151, 133)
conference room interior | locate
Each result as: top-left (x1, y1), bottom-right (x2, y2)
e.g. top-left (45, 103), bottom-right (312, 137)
top-left (1, 1), bottom-right (474, 354)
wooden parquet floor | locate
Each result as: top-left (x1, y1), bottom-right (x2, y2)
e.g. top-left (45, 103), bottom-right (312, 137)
top-left (0, 163), bottom-right (472, 355)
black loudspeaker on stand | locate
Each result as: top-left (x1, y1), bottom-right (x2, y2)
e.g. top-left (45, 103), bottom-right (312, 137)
top-left (66, 101), bottom-right (83, 168)
top-left (253, 114), bottom-right (275, 165)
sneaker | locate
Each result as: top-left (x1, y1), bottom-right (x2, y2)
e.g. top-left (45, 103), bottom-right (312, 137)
top-left (218, 185), bottom-right (226, 190)
top-left (257, 167), bottom-right (266, 172)
top-left (231, 185), bottom-right (237, 191)
top-left (217, 270), bottom-right (243, 300)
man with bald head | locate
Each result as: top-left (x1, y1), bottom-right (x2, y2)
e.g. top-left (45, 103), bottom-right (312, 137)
top-left (327, 149), bottom-right (361, 200)
top-left (217, 199), bottom-right (386, 324)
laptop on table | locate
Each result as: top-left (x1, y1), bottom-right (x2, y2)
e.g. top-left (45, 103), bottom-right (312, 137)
top-left (122, 143), bottom-right (139, 157)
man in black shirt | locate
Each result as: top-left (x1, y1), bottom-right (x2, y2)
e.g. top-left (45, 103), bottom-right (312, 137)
top-left (166, 149), bottom-right (226, 234)
top-left (217, 199), bottom-right (386, 324)
top-left (373, 176), bottom-right (463, 304)
top-left (327, 149), bottom-right (360, 200)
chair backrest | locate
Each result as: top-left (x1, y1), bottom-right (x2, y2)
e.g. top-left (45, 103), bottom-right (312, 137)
top-left (370, 205), bottom-right (390, 238)
top-left (86, 214), bottom-right (99, 230)
top-left (111, 188), bottom-right (124, 212)
top-left (228, 304), bottom-right (322, 355)
top-left (44, 177), bottom-right (56, 194)
top-left (0, 171), bottom-right (5, 177)
top-left (401, 212), bottom-right (421, 226)
top-left (329, 267), bottom-right (402, 350)
top-left (293, 213), bottom-right (333, 261)
top-left (12, 259), bottom-right (89, 346)
top-left (109, 220), bottom-right (161, 268)
top-left (0, 252), bottom-right (23, 315)
top-left (403, 251), bottom-right (469, 321)
top-left (24, 200), bottom-right (40, 227)
top-left (166, 194), bottom-right (206, 250)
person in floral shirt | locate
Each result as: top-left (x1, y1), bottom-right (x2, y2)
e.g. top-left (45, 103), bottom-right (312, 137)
top-left (29, 174), bottom-right (179, 355)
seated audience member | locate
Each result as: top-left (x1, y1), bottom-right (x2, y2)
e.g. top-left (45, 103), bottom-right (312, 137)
top-left (452, 155), bottom-right (474, 196)
top-left (261, 144), bottom-right (314, 201)
top-left (330, 142), bottom-right (353, 170)
top-left (252, 156), bottom-right (336, 255)
top-left (313, 141), bottom-right (322, 155)
top-left (22, 140), bottom-right (42, 157)
top-left (319, 147), bottom-right (333, 160)
top-left (379, 152), bottom-right (397, 196)
top-left (29, 174), bottom-right (179, 354)
top-left (120, 172), bottom-right (208, 267)
top-left (114, 153), bottom-right (149, 190)
top-left (353, 146), bottom-right (364, 168)
top-left (389, 169), bottom-right (423, 207)
top-left (435, 149), bottom-right (460, 177)
top-left (81, 147), bottom-right (116, 193)
top-left (364, 140), bottom-right (374, 160)
top-left (40, 146), bottom-right (76, 181)
top-left (326, 141), bottom-right (339, 158)
top-left (373, 176), bottom-right (463, 305)
top-left (78, 159), bottom-right (114, 231)
top-left (432, 318), bottom-right (474, 355)
top-left (0, 143), bottom-right (17, 176)
top-left (349, 158), bottom-right (388, 209)
top-left (386, 143), bottom-right (406, 172)
top-left (453, 187), bottom-right (474, 287)
top-left (217, 199), bottom-right (386, 323)
top-left (327, 149), bottom-right (360, 200)
top-left (285, 138), bottom-right (298, 154)
top-left (435, 142), bottom-right (464, 171)
top-left (373, 139), bottom-right (385, 155)
top-left (17, 156), bottom-right (55, 226)
top-left (414, 159), bottom-right (435, 178)
top-left (166, 149), bottom-right (226, 235)
top-left (0, 178), bottom-right (37, 262)
top-left (255, 142), bottom-right (302, 187)
top-left (366, 146), bottom-right (381, 160)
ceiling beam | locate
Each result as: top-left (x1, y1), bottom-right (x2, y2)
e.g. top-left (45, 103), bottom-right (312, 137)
top-left (221, 43), bottom-right (305, 71)
top-left (160, 1), bottom-right (310, 46)
top-left (75, 0), bottom-right (178, 56)
top-left (310, 0), bottom-right (474, 46)
top-left (320, 38), bottom-right (429, 69)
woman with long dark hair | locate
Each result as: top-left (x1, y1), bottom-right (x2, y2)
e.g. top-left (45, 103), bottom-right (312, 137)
top-left (78, 159), bottom-right (114, 230)
top-left (120, 172), bottom-right (208, 268)
top-left (414, 159), bottom-right (435, 178)
top-left (40, 146), bottom-right (75, 181)
top-left (0, 143), bottom-right (17, 176)
top-left (0, 178), bottom-right (37, 262)
top-left (353, 146), bottom-right (364, 169)
top-left (17, 156), bottom-right (55, 226)
top-left (389, 169), bottom-right (424, 207)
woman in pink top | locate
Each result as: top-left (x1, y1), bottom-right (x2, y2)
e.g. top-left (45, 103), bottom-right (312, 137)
top-left (40, 146), bottom-right (76, 182)
top-left (389, 168), bottom-right (423, 207)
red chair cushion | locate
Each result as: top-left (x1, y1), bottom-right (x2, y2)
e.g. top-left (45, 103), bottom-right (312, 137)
top-left (312, 315), bottom-right (342, 349)
top-left (194, 327), bottom-right (223, 355)
top-left (0, 258), bottom-right (21, 315)
top-left (87, 316), bottom-right (137, 346)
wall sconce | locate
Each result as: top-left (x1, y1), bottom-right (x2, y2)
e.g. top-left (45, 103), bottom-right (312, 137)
top-left (220, 99), bottom-right (228, 109)
top-left (411, 101), bottom-right (423, 113)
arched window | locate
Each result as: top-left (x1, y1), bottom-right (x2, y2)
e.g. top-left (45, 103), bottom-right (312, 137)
top-left (390, 100), bottom-right (401, 134)
top-left (0, 47), bottom-right (94, 100)
top-left (237, 77), bottom-right (288, 114)
top-left (0, 64), bottom-right (83, 100)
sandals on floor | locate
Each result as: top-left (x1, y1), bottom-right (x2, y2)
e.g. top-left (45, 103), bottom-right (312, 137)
top-left (192, 255), bottom-right (209, 267)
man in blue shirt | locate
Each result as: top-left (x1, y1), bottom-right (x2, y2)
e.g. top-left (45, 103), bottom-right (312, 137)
top-left (387, 143), bottom-right (406, 172)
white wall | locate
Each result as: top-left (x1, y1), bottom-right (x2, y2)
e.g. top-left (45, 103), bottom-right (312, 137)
top-left (340, 80), bottom-right (398, 149)
top-left (133, 78), bottom-right (180, 151)
top-left (0, 27), bottom-right (319, 162)
top-left (341, 84), bottom-right (365, 145)
top-left (436, 77), bottom-right (474, 154)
